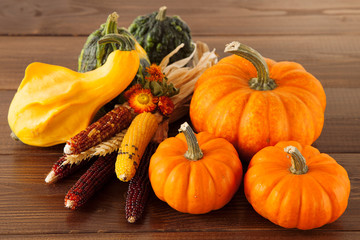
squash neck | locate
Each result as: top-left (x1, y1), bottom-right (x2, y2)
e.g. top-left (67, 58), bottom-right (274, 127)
top-left (98, 33), bottom-right (136, 51)
top-left (156, 6), bottom-right (167, 21)
top-left (179, 122), bottom-right (203, 161)
top-left (224, 41), bottom-right (277, 91)
top-left (284, 146), bottom-right (308, 174)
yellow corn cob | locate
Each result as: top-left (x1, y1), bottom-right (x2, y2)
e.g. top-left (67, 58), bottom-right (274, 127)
top-left (116, 112), bottom-right (161, 182)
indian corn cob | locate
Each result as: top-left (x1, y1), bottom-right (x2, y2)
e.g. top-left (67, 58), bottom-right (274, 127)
top-left (125, 142), bottom-right (159, 223)
top-left (63, 129), bottom-right (127, 165)
top-left (64, 151), bottom-right (117, 210)
top-left (64, 105), bottom-right (132, 155)
top-left (45, 155), bottom-right (93, 184)
top-left (115, 112), bottom-right (161, 182)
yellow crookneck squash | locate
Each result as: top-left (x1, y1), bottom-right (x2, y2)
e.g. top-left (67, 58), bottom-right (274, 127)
top-left (8, 37), bottom-right (140, 147)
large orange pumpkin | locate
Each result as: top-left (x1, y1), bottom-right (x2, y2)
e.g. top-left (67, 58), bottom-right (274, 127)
top-left (149, 122), bottom-right (243, 214)
top-left (244, 141), bottom-right (351, 230)
top-left (189, 41), bottom-right (326, 161)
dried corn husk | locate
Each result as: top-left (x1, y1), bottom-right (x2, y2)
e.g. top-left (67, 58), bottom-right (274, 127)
top-left (160, 41), bottom-right (218, 123)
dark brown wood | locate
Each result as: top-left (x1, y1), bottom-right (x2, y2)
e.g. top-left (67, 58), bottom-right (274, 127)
top-left (1, 0), bottom-right (360, 238)
top-left (0, 0), bottom-right (360, 36)
top-left (3, 231), bottom-right (360, 240)
top-left (2, 230), bottom-right (360, 240)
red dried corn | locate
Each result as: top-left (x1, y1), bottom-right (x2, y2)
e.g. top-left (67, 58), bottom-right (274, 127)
top-left (64, 151), bottom-right (117, 210)
top-left (64, 106), bottom-right (132, 155)
top-left (45, 155), bottom-right (93, 184)
top-left (126, 142), bottom-right (158, 223)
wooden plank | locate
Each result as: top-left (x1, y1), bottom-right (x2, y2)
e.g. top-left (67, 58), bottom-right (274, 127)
top-left (0, 37), bottom-right (83, 90)
top-left (315, 118), bottom-right (360, 153)
top-left (1, 35), bottom-right (360, 90)
top-left (3, 87), bottom-right (360, 154)
top-left (3, 231), bottom-right (360, 240)
top-left (1, 0), bottom-right (360, 36)
top-left (314, 88), bottom-right (360, 153)
top-left (325, 88), bottom-right (360, 119)
top-left (0, 153), bottom-right (358, 235)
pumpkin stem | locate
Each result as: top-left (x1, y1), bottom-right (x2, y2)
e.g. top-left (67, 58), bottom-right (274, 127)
top-left (224, 41), bottom-right (277, 91)
top-left (284, 146), bottom-right (308, 175)
top-left (156, 6), bottom-right (167, 21)
top-left (179, 122), bottom-right (203, 161)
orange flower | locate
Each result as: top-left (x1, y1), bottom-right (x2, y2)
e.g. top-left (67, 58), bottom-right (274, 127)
top-left (145, 64), bottom-right (165, 82)
top-left (157, 96), bottom-right (174, 116)
top-left (128, 89), bottom-right (157, 113)
top-left (124, 84), bottom-right (142, 100)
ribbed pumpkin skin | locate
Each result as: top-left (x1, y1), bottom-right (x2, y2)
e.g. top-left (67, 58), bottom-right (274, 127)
top-left (244, 141), bottom-right (350, 230)
top-left (149, 131), bottom-right (243, 214)
top-left (189, 55), bottom-right (326, 161)
top-left (129, 10), bottom-right (194, 64)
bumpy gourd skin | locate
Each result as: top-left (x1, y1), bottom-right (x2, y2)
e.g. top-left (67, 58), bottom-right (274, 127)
top-left (8, 50), bottom-right (139, 147)
top-left (129, 10), bottom-right (194, 64)
top-left (78, 26), bottom-right (106, 73)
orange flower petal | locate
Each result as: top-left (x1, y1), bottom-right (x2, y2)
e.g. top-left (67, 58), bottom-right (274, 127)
top-left (145, 64), bottom-right (165, 82)
top-left (124, 84), bottom-right (142, 100)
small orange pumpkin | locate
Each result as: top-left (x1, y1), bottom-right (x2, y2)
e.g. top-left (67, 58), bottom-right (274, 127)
top-left (244, 141), bottom-right (351, 230)
top-left (149, 122), bottom-right (243, 214)
top-left (189, 41), bottom-right (326, 161)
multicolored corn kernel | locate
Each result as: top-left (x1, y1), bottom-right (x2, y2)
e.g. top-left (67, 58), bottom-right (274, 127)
top-left (64, 106), bottom-right (132, 155)
top-left (126, 142), bottom-right (158, 223)
top-left (64, 151), bottom-right (117, 210)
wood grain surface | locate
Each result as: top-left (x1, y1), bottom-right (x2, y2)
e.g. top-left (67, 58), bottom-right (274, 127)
top-left (1, 0), bottom-right (359, 239)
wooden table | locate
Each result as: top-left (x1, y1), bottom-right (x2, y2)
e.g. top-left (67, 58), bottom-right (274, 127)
top-left (1, 0), bottom-right (359, 239)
